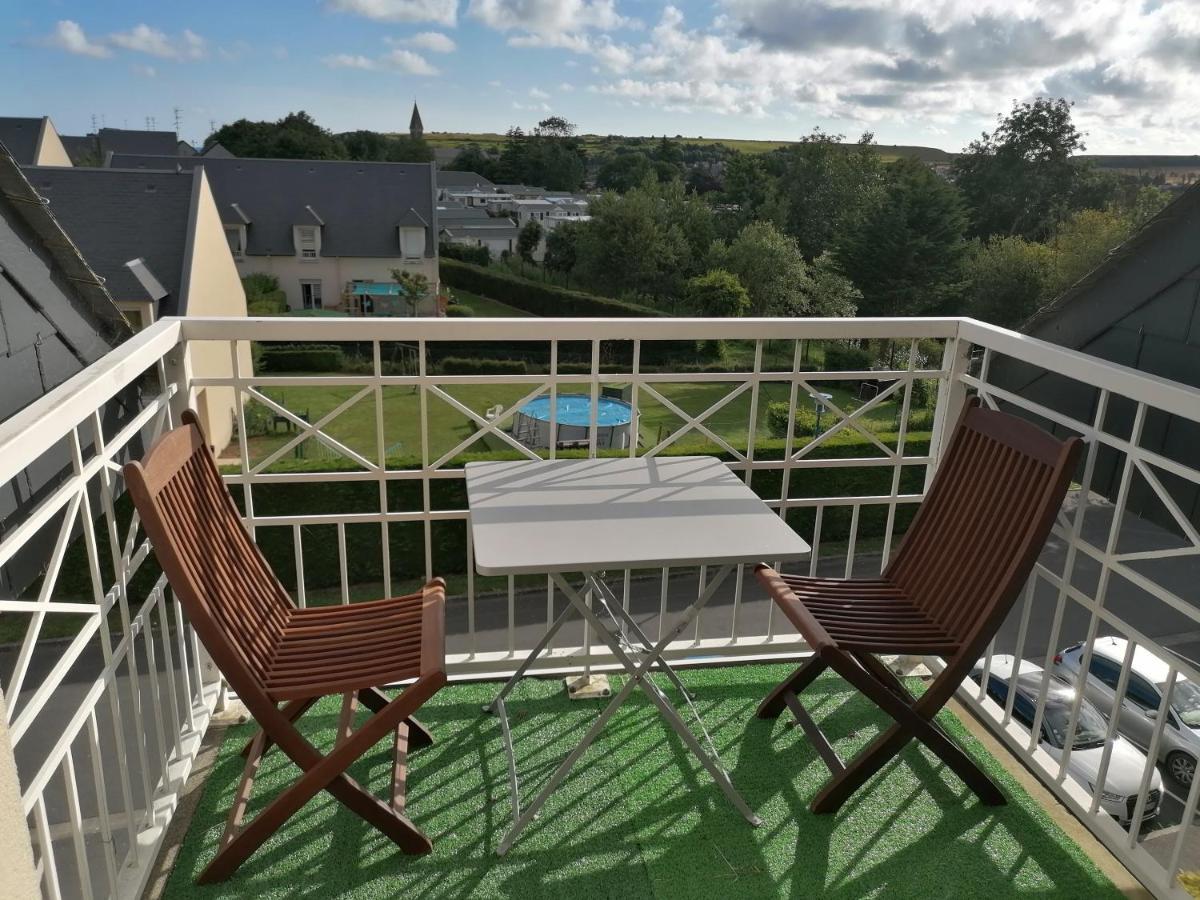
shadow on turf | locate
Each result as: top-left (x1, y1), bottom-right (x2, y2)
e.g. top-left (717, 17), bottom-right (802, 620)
top-left (163, 671), bottom-right (1121, 899)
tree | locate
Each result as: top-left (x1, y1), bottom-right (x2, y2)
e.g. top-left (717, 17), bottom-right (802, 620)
top-left (517, 219), bottom-right (543, 264)
top-left (952, 97), bottom-right (1087, 240)
top-left (684, 269), bottom-right (751, 317)
top-left (342, 129), bottom-right (432, 163)
top-left (494, 118), bottom-right (587, 191)
top-left (391, 269), bottom-right (432, 316)
top-left (806, 252), bottom-right (861, 318)
top-left (836, 156), bottom-right (969, 317)
top-left (543, 222), bottom-right (581, 282)
top-left (596, 153), bottom-right (655, 192)
top-left (719, 153), bottom-right (787, 235)
top-left (208, 111), bottom-right (346, 159)
top-left (766, 130), bottom-right (885, 257)
top-left (445, 143), bottom-right (501, 179)
top-left (712, 221), bottom-right (813, 316)
top-left (1045, 207), bottom-right (1130, 296)
top-left (963, 237), bottom-right (1055, 328)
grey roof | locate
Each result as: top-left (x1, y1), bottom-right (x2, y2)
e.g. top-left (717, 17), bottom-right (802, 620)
top-left (0, 118), bottom-right (44, 165)
top-left (202, 142), bottom-right (235, 158)
top-left (23, 166), bottom-right (197, 313)
top-left (436, 170), bottom-right (496, 190)
top-left (0, 149), bottom-right (129, 422)
top-left (433, 147), bottom-right (460, 167)
top-left (443, 224), bottom-right (518, 240)
top-left (97, 128), bottom-right (182, 157)
top-left (61, 135), bottom-right (98, 165)
top-left (105, 154), bottom-right (437, 259)
top-left (1022, 182), bottom-right (1200, 338)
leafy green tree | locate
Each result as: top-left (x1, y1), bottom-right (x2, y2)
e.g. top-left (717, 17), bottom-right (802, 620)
top-left (543, 222), bottom-right (581, 282)
top-left (712, 221), bottom-right (813, 316)
top-left (342, 130), bottom-right (432, 162)
top-left (806, 252), bottom-right (861, 318)
top-left (208, 111), bottom-right (346, 159)
top-left (719, 153), bottom-right (787, 235)
top-left (684, 269), bottom-right (750, 317)
top-left (963, 237), bottom-right (1055, 328)
top-left (1124, 185), bottom-right (1172, 228)
top-left (836, 156), bottom-right (969, 317)
top-left (597, 153), bottom-right (655, 192)
top-left (494, 118), bottom-right (586, 191)
top-left (517, 219), bottom-right (543, 264)
top-left (445, 143), bottom-right (501, 179)
top-left (391, 269), bottom-right (432, 316)
top-left (766, 130), bottom-right (885, 257)
top-left (953, 97), bottom-right (1088, 240)
top-left (1045, 208), bottom-right (1131, 295)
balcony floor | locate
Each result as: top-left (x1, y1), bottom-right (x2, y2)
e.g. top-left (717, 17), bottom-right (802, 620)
top-left (163, 664), bottom-right (1120, 899)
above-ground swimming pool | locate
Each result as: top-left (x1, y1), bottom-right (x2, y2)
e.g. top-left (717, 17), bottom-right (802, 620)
top-left (512, 393), bottom-right (635, 449)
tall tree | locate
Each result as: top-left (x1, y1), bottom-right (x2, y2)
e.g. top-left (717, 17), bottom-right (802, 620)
top-left (836, 156), bottom-right (969, 317)
top-left (517, 219), bottom-right (543, 264)
top-left (683, 269), bottom-right (750, 317)
top-left (543, 222), bottom-right (581, 283)
top-left (952, 97), bottom-right (1088, 240)
top-left (596, 153), bottom-right (655, 192)
top-left (208, 111), bottom-right (346, 159)
top-left (963, 236), bottom-right (1055, 329)
top-left (711, 221), bottom-right (813, 316)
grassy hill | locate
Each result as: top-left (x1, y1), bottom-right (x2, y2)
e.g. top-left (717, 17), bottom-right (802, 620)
top-left (416, 131), bottom-right (954, 162)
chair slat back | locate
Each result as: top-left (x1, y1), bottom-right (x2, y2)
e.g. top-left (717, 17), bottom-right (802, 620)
top-left (885, 399), bottom-right (1081, 655)
top-left (124, 411), bottom-right (294, 694)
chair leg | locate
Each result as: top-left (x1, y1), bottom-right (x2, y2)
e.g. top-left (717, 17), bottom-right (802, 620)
top-left (240, 697), bottom-right (317, 759)
top-left (359, 686), bottom-right (433, 749)
top-left (757, 655), bottom-right (828, 719)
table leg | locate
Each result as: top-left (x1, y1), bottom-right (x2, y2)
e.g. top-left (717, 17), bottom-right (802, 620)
top-left (484, 599), bottom-right (575, 714)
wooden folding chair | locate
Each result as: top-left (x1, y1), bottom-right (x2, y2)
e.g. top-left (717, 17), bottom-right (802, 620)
top-left (124, 411), bottom-right (447, 883)
top-left (756, 398), bottom-right (1082, 814)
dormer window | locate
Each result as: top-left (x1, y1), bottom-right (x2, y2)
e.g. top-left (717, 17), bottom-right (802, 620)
top-left (224, 224), bottom-right (246, 259)
top-left (293, 225), bottom-right (321, 260)
top-left (398, 226), bottom-right (426, 260)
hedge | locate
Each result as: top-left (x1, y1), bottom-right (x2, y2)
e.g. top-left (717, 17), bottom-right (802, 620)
top-left (48, 432), bottom-right (931, 603)
top-left (440, 258), bottom-right (663, 318)
top-left (440, 357), bottom-right (527, 375)
top-left (258, 344), bottom-right (345, 372)
top-left (439, 242), bottom-right (491, 266)
top-left (443, 305), bottom-right (474, 317)
top-left (246, 291), bottom-right (288, 315)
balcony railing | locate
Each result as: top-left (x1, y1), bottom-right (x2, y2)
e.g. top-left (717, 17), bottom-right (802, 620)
top-left (1, 315), bottom-right (1198, 899)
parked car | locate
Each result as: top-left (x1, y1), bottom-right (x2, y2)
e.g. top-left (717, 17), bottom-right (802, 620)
top-left (972, 655), bottom-right (1162, 825)
top-left (1054, 636), bottom-right (1200, 788)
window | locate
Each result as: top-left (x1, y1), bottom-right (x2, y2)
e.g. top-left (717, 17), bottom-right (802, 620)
top-left (224, 225), bottom-right (246, 259)
top-left (294, 225), bottom-right (320, 260)
top-left (1125, 672), bottom-right (1162, 711)
top-left (300, 280), bottom-right (323, 309)
top-left (398, 226), bottom-right (426, 259)
top-left (1089, 655), bottom-right (1124, 690)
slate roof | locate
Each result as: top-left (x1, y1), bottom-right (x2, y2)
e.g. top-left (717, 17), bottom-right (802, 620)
top-left (106, 154), bottom-right (438, 259)
top-left (61, 135), bottom-right (98, 165)
top-left (96, 128), bottom-right (182, 157)
top-left (23, 166), bottom-right (197, 313)
top-left (0, 118), bottom-right (44, 166)
top-left (436, 170), bottom-right (496, 190)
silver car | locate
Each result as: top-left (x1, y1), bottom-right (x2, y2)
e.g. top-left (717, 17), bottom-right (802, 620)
top-left (1054, 636), bottom-right (1200, 787)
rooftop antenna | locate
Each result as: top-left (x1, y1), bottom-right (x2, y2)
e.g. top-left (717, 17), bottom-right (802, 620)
top-left (146, 116), bottom-right (156, 131)
top-left (173, 106), bottom-right (182, 136)
top-left (209, 119), bottom-right (217, 134)
top-left (90, 114), bottom-right (98, 133)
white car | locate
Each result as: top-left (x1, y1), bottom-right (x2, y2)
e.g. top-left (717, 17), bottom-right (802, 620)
top-left (1054, 637), bottom-right (1200, 787)
top-left (972, 655), bottom-right (1162, 826)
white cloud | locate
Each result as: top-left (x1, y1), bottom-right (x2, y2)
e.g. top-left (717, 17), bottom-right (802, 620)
top-left (403, 31), bottom-right (457, 53)
top-left (108, 24), bottom-right (207, 60)
top-left (529, 86), bottom-right (550, 99)
top-left (325, 0), bottom-right (457, 26)
top-left (498, 2), bottom-right (1200, 151)
top-left (488, 79), bottom-right (502, 87)
top-left (131, 64), bottom-right (157, 78)
top-left (42, 20), bottom-right (111, 58)
top-left (324, 47), bottom-right (439, 75)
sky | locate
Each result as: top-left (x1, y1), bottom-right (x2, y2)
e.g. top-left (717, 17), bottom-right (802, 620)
top-left (3, 0), bottom-right (1199, 154)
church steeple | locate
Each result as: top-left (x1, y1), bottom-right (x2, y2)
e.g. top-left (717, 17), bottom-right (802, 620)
top-left (409, 103), bottom-right (423, 141)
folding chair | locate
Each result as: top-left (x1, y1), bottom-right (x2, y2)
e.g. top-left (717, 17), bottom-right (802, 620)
top-left (755, 398), bottom-right (1081, 814)
top-left (124, 410), bottom-right (446, 883)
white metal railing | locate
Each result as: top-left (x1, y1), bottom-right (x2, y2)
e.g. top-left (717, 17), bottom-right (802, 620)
top-left (1, 314), bottom-right (1198, 898)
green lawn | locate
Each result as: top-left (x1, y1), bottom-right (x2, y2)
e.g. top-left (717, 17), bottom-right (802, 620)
top-left (164, 664), bottom-right (1119, 899)
top-left (239, 378), bottom-right (917, 470)
top-left (450, 288), bottom-right (534, 318)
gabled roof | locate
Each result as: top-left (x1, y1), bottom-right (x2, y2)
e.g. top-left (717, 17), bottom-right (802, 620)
top-left (105, 153), bottom-right (437, 259)
top-left (0, 118), bottom-right (44, 166)
top-left (202, 142), bottom-right (235, 158)
top-left (96, 128), bottom-right (182, 157)
top-left (0, 147), bottom-right (129, 422)
top-left (436, 170), bottom-right (496, 190)
top-left (1022, 182), bottom-right (1200, 341)
top-left (23, 166), bottom-right (197, 313)
top-left (61, 135), bottom-right (98, 165)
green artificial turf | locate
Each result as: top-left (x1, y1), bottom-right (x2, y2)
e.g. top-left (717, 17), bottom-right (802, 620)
top-left (165, 665), bottom-right (1120, 899)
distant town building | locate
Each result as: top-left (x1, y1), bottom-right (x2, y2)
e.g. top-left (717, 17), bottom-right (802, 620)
top-left (0, 117), bottom-right (72, 167)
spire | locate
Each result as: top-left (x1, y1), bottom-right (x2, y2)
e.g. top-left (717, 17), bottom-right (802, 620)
top-left (409, 102), bottom-right (423, 141)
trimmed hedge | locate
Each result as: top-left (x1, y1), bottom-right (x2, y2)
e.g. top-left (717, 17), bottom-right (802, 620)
top-left (443, 305), bottom-right (474, 317)
top-left (440, 257), bottom-right (663, 318)
top-left (49, 432), bottom-right (932, 603)
top-left (258, 344), bottom-right (345, 372)
top-left (440, 357), bottom-right (527, 375)
top-left (439, 242), bottom-right (491, 266)
top-left (246, 291), bottom-right (288, 315)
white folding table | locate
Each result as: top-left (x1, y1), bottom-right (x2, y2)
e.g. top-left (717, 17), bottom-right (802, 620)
top-left (465, 455), bottom-right (811, 854)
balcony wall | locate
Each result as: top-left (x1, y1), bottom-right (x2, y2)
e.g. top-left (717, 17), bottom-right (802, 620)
top-left (0, 315), bottom-right (1198, 898)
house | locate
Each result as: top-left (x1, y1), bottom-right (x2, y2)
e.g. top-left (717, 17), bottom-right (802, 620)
top-left (1002, 181), bottom-right (1200, 529)
top-left (23, 164), bottom-right (250, 451)
top-left (0, 117), bottom-right (72, 166)
top-left (436, 170), bottom-right (509, 207)
top-left (107, 154), bottom-right (439, 316)
top-left (437, 201), bottom-right (518, 256)
top-left (1080, 155), bottom-right (1200, 191)
top-left (0, 144), bottom-right (131, 593)
top-left (57, 127), bottom-right (193, 165)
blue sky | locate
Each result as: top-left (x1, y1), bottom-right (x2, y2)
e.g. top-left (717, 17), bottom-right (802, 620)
top-left (3, 1), bottom-right (1198, 153)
